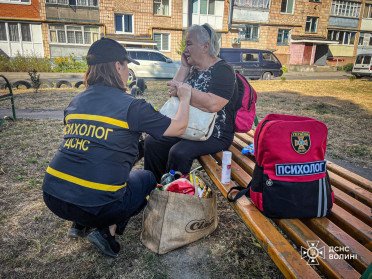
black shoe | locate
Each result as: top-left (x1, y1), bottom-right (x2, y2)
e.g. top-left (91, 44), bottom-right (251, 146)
top-left (87, 228), bottom-right (120, 258)
top-left (68, 222), bottom-right (91, 239)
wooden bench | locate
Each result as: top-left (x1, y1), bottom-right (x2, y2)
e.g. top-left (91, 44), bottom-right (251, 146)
top-left (0, 75), bottom-right (16, 123)
top-left (199, 131), bottom-right (371, 278)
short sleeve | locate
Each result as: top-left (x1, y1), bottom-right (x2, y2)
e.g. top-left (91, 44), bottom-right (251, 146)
top-left (208, 61), bottom-right (236, 101)
top-left (127, 99), bottom-right (171, 139)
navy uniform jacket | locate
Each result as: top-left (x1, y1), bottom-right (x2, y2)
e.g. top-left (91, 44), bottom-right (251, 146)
top-left (42, 84), bottom-right (170, 207)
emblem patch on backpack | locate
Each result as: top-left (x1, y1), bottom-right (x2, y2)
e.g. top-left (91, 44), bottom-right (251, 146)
top-left (291, 132), bottom-right (311, 154)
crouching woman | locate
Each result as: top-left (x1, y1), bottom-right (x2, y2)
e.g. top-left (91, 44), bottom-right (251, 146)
top-left (42, 38), bottom-right (191, 258)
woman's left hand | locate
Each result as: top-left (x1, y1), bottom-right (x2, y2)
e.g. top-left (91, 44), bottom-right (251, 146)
top-left (167, 80), bottom-right (183, 97)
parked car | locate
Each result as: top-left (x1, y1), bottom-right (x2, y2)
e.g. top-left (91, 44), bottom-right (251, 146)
top-left (126, 48), bottom-right (181, 81)
top-left (219, 48), bottom-right (283, 80)
top-left (352, 53), bottom-right (372, 78)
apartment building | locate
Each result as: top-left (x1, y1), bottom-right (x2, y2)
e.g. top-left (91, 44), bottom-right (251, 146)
top-left (0, 0), bottom-right (44, 57)
top-left (1, 0), bottom-right (371, 65)
top-left (43, 0), bottom-right (102, 58)
top-left (358, 1), bottom-right (372, 55)
top-left (100, 0), bottom-right (184, 60)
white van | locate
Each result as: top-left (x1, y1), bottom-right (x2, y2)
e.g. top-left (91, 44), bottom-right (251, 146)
top-left (126, 48), bottom-right (181, 81)
top-left (352, 54), bottom-right (372, 78)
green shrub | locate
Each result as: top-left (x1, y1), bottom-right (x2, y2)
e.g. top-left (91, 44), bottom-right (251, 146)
top-left (0, 53), bottom-right (51, 72)
top-left (53, 55), bottom-right (87, 73)
top-left (281, 65), bottom-right (288, 73)
top-left (342, 63), bottom-right (353, 72)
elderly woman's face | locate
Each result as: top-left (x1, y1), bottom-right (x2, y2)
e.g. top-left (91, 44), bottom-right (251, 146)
top-left (184, 31), bottom-right (207, 66)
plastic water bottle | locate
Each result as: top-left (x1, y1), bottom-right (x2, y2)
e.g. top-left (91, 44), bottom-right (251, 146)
top-left (242, 143), bottom-right (254, 156)
top-left (160, 170), bottom-right (182, 186)
top-left (221, 151), bottom-right (232, 184)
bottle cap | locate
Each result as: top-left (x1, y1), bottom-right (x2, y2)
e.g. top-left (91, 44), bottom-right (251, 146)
top-left (222, 151), bottom-right (232, 164)
top-left (170, 169), bottom-right (175, 175)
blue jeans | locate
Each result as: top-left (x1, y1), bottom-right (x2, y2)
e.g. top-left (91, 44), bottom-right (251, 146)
top-left (43, 170), bottom-right (156, 233)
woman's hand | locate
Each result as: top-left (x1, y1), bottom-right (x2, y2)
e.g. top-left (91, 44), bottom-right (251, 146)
top-left (176, 83), bottom-right (192, 101)
top-left (181, 51), bottom-right (191, 68)
top-left (167, 80), bottom-right (182, 97)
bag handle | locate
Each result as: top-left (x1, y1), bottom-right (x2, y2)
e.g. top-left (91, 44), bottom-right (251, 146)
top-left (227, 182), bottom-right (251, 202)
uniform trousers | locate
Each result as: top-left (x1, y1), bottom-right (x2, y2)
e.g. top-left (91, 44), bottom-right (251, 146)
top-left (144, 135), bottom-right (233, 182)
top-left (43, 169), bottom-right (156, 233)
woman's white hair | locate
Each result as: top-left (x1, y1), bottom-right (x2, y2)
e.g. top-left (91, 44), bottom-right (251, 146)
top-left (188, 23), bottom-right (220, 57)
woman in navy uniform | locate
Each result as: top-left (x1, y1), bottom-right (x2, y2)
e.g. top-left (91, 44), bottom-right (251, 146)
top-left (42, 38), bottom-right (191, 257)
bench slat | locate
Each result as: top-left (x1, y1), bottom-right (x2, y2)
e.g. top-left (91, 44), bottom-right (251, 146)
top-left (199, 155), bottom-right (321, 279)
top-left (228, 142), bottom-right (372, 229)
top-left (240, 132), bottom-right (371, 192)
top-left (326, 161), bottom-right (372, 192)
top-left (329, 172), bottom-right (372, 208)
top-left (304, 218), bottom-right (372, 273)
top-left (276, 219), bottom-right (361, 279)
top-left (328, 204), bottom-right (372, 250)
top-left (332, 187), bottom-right (372, 226)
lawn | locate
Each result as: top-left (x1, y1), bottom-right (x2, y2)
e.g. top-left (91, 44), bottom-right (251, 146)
top-left (0, 79), bottom-right (371, 278)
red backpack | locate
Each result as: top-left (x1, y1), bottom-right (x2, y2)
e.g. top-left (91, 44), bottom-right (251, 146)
top-left (234, 72), bottom-right (257, 133)
top-left (228, 114), bottom-right (334, 218)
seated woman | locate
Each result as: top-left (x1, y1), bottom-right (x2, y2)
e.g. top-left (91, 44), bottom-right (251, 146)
top-left (144, 23), bottom-right (238, 182)
top-left (42, 38), bottom-right (191, 258)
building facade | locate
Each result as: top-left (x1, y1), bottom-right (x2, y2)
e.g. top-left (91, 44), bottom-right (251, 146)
top-left (43, 0), bottom-right (102, 58)
top-left (0, 0), bottom-right (44, 57)
top-left (1, 0), bottom-right (371, 65)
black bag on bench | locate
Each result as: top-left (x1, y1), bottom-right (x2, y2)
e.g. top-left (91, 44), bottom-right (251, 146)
top-left (228, 114), bottom-right (334, 218)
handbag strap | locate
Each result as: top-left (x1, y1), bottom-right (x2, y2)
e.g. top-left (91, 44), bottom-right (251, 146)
top-left (227, 182), bottom-right (251, 202)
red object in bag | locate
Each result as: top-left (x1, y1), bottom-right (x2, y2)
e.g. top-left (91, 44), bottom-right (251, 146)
top-left (165, 178), bottom-right (195, 195)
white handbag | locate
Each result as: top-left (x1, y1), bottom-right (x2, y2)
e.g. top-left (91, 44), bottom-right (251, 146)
top-left (160, 97), bottom-right (217, 141)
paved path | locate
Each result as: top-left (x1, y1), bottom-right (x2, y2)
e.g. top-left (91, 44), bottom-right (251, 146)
top-left (0, 71), bottom-right (355, 83)
top-left (2, 107), bottom-right (371, 181)
top-left (0, 108), bottom-right (63, 120)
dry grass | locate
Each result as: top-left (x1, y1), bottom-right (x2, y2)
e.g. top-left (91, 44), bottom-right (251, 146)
top-left (0, 79), bottom-right (371, 278)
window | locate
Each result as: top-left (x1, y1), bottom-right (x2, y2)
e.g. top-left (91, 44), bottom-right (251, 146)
top-left (364, 55), bottom-right (371, 64)
top-left (238, 25), bottom-right (259, 41)
top-left (46, 0), bottom-right (98, 6)
top-left (154, 0), bottom-right (170, 16)
top-left (331, 1), bottom-right (360, 18)
top-left (8, 23), bottom-right (19, 42)
top-left (370, 37), bottom-right (372, 46)
top-left (262, 52), bottom-right (279, 62)
top-left (0, 23), bottom-right (7, 41)
top-left (192, 0), bottom-right (215, 15)
top-left (149, 52), bottom-right (167, 62)
top-left (277, 29), bottom-right (290, 45)
top-left (234, 0), bottom-right (270, 10)
top-left (49, 24), bottom-right (99, 44)
top-left (327, 30), bottom-right (355, 45)
top-left (364, 4), bottom-right (372, 18)
top-left (136, 51), bottom-right (150, 60)
top-left (115, 14), bottom-right (133, 34)
top-left (154, 33), bottom-right (170, 51)
top-left (281, 0), bottom-right (294, 13)
top-left (20, 23), bottom-right (31, 41)
top-left (358, 33), bottom-right (364, 45)
top-left (305, 17), bottom-right (318, 33)
top-left (242, 52), bottom-right (259, 62)
top-left (0, 0), bottom-right (30, 4)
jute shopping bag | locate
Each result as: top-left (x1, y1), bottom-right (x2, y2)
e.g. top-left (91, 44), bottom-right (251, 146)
top-left (140, 188), bottom-right (218, 254)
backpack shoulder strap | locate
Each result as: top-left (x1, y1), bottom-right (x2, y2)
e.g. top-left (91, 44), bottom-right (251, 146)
top-left (227, 183), bottom-right (251, 202)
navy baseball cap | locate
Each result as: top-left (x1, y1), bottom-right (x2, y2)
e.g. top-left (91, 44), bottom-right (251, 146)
top-left (86, 37), bottom-right (140, 65)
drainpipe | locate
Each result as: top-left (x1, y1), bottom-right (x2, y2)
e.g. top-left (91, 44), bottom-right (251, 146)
top-left (228, 0), bottom-right (234, 31)
top-left (188, 0), bottom-right (193, 27)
